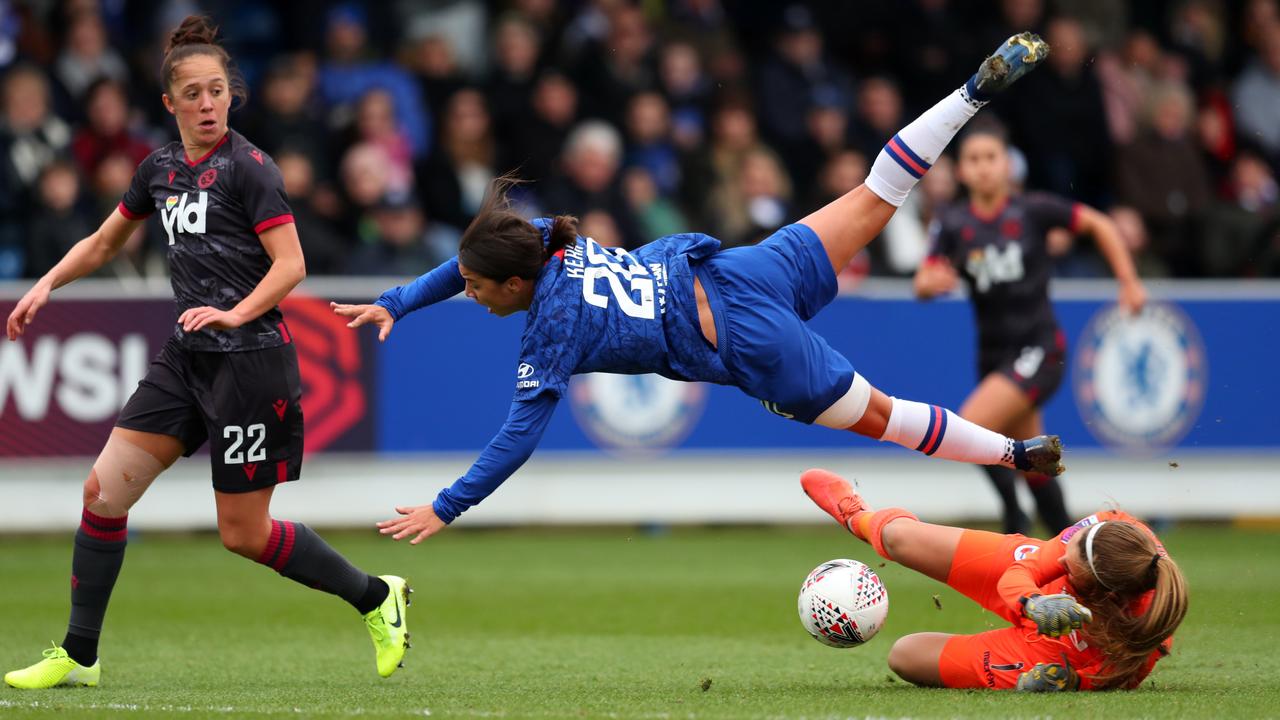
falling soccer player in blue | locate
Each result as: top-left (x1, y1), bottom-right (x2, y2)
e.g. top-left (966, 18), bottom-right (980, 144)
top-left (333, 34), bottom-right (1062, 544)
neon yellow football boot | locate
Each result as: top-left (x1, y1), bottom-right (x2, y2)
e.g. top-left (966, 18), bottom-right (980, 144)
top-left (363, 575), bottom-right (411, 678)
top-left (4, 645), bottom-right (100, 689)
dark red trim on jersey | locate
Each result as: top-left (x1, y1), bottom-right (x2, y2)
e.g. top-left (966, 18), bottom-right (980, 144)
top-left (969, 196), bottom-right (1010, 223)
top-left (1069, 203), bottom-right (1084, 233)
top-left (184, 132), bottom-right (230, 167)
top-left (276, 460), bottom-right (288, 483)
top-left (116, 201), bottom-right (153, 221)
top-left (80, 508), bottom-right (127, 542)
top-left (254, 214), bottom-right (295, 234)
top-left (277, 322), bottom-right (292, 344)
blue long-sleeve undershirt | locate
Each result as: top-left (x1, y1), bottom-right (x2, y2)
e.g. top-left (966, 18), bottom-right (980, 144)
top-left (432, 393), bottom-right (559, 523)
top-left (374, 256), bottom-right (464, 321)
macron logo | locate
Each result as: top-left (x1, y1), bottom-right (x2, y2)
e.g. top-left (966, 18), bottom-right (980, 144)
top-left (516, 362), bottom-right (539, 389)
top-left (160, 191), bottom-right (209, 245)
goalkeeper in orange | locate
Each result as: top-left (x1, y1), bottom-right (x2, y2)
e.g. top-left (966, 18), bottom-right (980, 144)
top-left (800, 469), bottom-right (1188, 691)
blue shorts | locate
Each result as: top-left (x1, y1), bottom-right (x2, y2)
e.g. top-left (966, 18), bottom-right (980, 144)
top-left (694, 224), bottom-right (855, 424)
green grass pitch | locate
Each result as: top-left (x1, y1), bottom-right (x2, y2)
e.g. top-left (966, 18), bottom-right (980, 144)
top-left (1, 523), bottom-right (1278, 719)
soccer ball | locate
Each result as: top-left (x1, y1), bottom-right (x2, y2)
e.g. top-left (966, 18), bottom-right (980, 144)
top-left (797, 559), bottom-right (889, 648)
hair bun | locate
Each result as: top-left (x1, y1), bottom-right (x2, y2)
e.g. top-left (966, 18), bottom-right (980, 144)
top-left (166, 15), bottom-right (220, 53)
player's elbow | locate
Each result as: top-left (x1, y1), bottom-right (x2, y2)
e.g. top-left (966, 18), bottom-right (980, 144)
top-left (278, 255), bottom-right (306, 285)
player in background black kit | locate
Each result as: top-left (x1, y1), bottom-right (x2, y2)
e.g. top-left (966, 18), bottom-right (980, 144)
top-left (4, 17), bottom-right (410, 689)
top-left (914, 125), bottom-right (1146, 536)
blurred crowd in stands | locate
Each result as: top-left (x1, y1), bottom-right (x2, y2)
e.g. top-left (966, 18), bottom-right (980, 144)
top-left (2, 0), bottom-right (1279, 283)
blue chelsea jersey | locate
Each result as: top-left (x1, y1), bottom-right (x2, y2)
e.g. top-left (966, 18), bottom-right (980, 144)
top-left (512, 230), bottom-right (732, 403)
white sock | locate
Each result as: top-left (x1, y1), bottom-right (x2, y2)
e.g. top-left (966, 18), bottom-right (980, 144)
top-left (879, 397), bottom-right (1015, 467)
top-left (864, 86), bottom-right (985, 207)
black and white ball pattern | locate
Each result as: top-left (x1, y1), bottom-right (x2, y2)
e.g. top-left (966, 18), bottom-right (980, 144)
top-left (797, 559), bottom-right (889, 648)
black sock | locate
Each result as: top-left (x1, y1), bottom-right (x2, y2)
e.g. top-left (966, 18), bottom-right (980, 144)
top-left (1026, 473), bottom-right (1072, 536)
top-left (982, 465), bottom-right (1030, 535)
top-left (63, 509), bottom-right (129, 666)
top-left (355, 576), bottom-right (391, 615)
top-left (255, 520), bottom-right (379, 613)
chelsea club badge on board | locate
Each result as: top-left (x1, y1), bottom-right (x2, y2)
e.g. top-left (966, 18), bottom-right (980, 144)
top-left (569, 373), bottom-right (706, 454)
top-left (1072, 302), bottom-right (1207, 451)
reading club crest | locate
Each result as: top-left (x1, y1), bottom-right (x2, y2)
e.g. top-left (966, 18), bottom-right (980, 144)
top-left (569, 373), bottom-right (706, 453)
top-left (1072, 303), bottom-right (1207, 450)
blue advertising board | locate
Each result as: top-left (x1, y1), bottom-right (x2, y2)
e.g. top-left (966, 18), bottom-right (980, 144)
top-left (373, 290), bottom-right (1278, 456)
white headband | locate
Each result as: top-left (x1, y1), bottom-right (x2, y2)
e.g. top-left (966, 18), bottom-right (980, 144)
top-left (1084, 521), bottom-right (1114, 590)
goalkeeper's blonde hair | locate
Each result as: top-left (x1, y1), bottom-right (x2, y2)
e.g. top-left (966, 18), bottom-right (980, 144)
top-left (1074, 521), bottom-right (1189, 689)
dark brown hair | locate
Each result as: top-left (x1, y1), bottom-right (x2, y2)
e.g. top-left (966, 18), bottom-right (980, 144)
top-left (458, 174), bottom-right (578, 281)
top-left (161, 15), bottom-right (247, 106)
top-left (1073, 521), bottom-right (1189, 689)
top-left (958, 118), bottom-right (1010, 152)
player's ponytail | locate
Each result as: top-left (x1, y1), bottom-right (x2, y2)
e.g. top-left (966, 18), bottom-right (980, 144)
top-left (1075, 521), bottom-right (1189, 689)
top-left (544, 215), bottom-right (580, 261)
top-left (161, 15), bottom-right (247, 106)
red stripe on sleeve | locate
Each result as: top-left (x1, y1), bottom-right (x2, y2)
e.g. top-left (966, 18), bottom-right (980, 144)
top-left (254, 214), bottom-right (295, 234)
top-left (117, 202), bottom-right (152, 221)
top-left (276, 460), bottom-right (288, 483)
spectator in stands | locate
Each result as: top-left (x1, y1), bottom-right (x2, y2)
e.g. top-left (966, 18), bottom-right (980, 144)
top-left (339, 142), bottom-right (393, 241)
top-left (354, 89), bottom-right (414, 195)
top-left (1116, 81), bottom-right (1213, 276)
top-left (89, 151), bottom-right (157, 279)
top-left (277, 149), bottom-right (348, 276)
top-left (624, 91), bottom-right (680, 198)
top-left (623, 166), bottom-right (689, 239)
top-left (318, 3), bottom-right (430, 159)
top-left (70, 79), bottom-right (151, 180)
top-left (658, 40), bottom-right (713, 151)
top-left (999, 16), bottom-right (1113, 207)
top-left (787, 85), bottom-right (851, 201)
top-left (349, 191), bottom-right (461, 276)
top-left (850, 76), bottom-right (905, 165)
top-left (579, 209), bottom-right (624, 248)
top-left (573, 4), bottom-right (656, 126)
top-left (488, 14), bottom-right (542, 151)
top-left (1203, 152), bottom-right (1280, 275)
top-left (541, 119), bottom-right (642, 248)
top-left (408, 32), bottom-right (465, 118)
top-left (755, 5), bottom-right (852, 158)
top-left (0, 65), bottom-right (70, 255)
top-left (24, 160), bottom-right (94, 277)
top-left (53, 11), bottom-right (128, 102)
top-left (1232, 22), bottom-right (1280, 167)
top-left (807, 149), bottom-right (868, 214)
top-left (241, 56), bottom-right (330, 177)
top-left (417, 88), bottom-right (497, 231)
top-left (711, 146), bottom-right (792, 248)
top-left (1095, 31), bottom-right (1161, 147)
top-left (505, 70), bottom-right (577, 184)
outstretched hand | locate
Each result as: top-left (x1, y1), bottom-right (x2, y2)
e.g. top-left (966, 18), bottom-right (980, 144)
top-left (377, 503), bottom-right (447, 545)
top-left (1118, 279), bottom-right (1147, 315)
top-left (331, 302), bottom-right (395, 342)
top-left (6, 281), bottom-right (51, 341)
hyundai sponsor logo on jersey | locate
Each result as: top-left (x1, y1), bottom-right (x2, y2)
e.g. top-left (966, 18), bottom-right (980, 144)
top-left (1073, 303), bottom-right (1207, 451)
top-left (569, 373), bottom-right (706, 453)
top-left (516, 362), bottom-right (539, 390)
